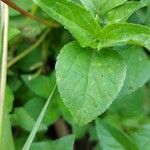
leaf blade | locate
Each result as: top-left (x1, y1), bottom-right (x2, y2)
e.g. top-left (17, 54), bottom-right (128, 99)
top-left (105, 1), bottom-right (146, 24)
top-left (96, 119), bottom-right (139, 150)
top-left (22, 84), bottom-right (56, 150)
top-left (99, 23), bottom-right (150, 50)
top-left (56, 41), bottom-right (126, 125)
top-left (30, 135), bottom-right (75, 150)
top-left (33, 0), bottom-right (101, 48)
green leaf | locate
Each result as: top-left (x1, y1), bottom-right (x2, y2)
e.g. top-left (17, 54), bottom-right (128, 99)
top-left (98, 23), bottom-right (150, 50)
top-left (72, 123), bottom-right (89, 139)
top-left (14, 133), bottom-right (28, 150)
top-left (32, 0), bottom-right (101, 48)
top-left (8, 27), bottom-right (20, 41)
top-left (116, 45), bottom-right (150, 97)
top-left (96, 119), bottom-right (139, 150)
top-left (79, 0), bottom-right (96, 15)
top-left (98, 0), bottom-right (127, 15)
top-left (30, 135), bottom-right (75, 150)
top-left (132, 124), bottom-right (150, 150)
top-left (141, 0), bottom-right (150, 6)
top-left (56, 41), bottom-right (126, 125)
top-left (22, 73), bottom-right (56, 99)
top-left (110, 87), bottom-right (148, 117)
top-left (104, 1), bottom-right (146, 24)
top-left (24, 98), bottom-right (60, 126)
top-left (11, 107), bottom-right (47, 132)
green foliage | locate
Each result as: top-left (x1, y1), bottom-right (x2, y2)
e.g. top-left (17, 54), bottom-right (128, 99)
top-left (96, 119), bottom-right (139, 150)
top-left (98, 23), bottom-right (150, 50)
top-left (22, 73), bottom-right (56, 99)
top-left (116, 46), bottom-right (150, 97)
top-left (1, 0), bottom-right (150, 149)
top-left (132, 124), bottom-right (150, 150)
top-left (33, 0), bottom-right (101, 48)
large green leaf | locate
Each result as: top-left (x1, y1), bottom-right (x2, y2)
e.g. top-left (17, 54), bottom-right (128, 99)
top-left (104, 1), bottom-right (146, 24)
top-left (32, 0), bottom-right (101, 48)
top-left (30, 135), bottom-right (75, 150)
top-left (98, 23), bottom-right (150, 50)
top-left (96, 120), bottom-right (139, 150)
top-left (56, 41), bottom-right (126, 125)
top-left (116, 45), bottom-right (150, 97)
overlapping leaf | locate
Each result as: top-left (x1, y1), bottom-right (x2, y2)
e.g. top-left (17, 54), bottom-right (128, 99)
top-left (30, 135), bottom-right (75, 150)
top-left (116, 45), bottom-right (150, 97)
top-left (98, 23), bottom-right (150, 50)
top-left (33, 0), bottom-right (101, 48)
top-left (96, 119), bottom-right (139, 150)
top-left (104, 1), bottom-right (146, 24)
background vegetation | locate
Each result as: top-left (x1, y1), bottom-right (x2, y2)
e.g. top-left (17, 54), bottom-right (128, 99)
top-left (0, 0), bottom-right (150, 149)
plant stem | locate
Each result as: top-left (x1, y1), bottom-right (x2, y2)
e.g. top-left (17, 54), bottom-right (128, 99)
top-left (1, 0), bottom-right (58, 27)
top-left (0, 1), bottom-right (9, 147)
top-left (7, 29), bottom-right (50, 68)
top-left (22, 84), bottom-right (57, 150)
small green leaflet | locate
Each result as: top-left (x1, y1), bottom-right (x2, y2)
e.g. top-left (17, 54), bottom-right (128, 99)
top-left (98, 23), bottom-right (150, 50)
top-left (116, 45), bottom-right (150, 97)
top-left (96, 119), bottom-right (139, 150)
top-left (104, 1), bottom-right (146, 24)
top-left (56, 41), bottom-right (126, 125)
top-left (33, 0), bottom-right (101, 48)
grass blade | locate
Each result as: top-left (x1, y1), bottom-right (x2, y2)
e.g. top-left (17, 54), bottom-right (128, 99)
top-left (0, 1), bottom-right (9, 148)
top-left (22, 84), bottom-right (56, 150)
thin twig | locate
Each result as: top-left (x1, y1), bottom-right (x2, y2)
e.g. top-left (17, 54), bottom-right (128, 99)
top-left (7, 29), bottom-right (50, 68)
top-left (1, 0), bottom-right (58, 27)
